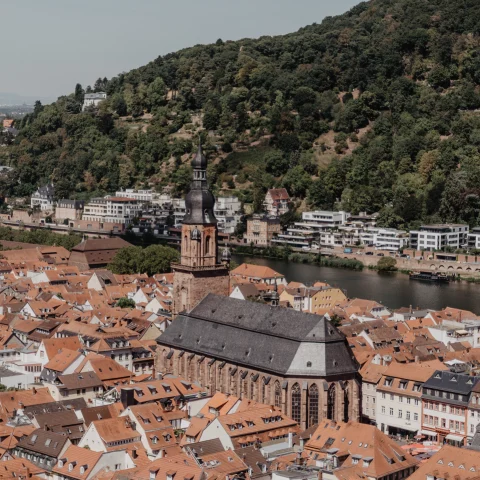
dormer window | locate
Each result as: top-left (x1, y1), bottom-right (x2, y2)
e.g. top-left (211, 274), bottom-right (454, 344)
top-left (80, 465), bottom-right (87, 474)
top-left (69, 462), bottom-right (76, 471)
top-left (384, 378), bottom-right (393, 387)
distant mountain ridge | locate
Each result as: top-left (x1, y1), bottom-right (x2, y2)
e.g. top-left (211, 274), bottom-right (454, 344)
top-left (0, 92), bottom-right (53, 106)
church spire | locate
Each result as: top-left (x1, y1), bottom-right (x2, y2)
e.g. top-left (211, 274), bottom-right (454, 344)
top-left (183, 140), bottom-right (216, 225)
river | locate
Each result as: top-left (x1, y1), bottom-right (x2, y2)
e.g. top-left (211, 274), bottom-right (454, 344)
top-left (233, 255), bottom-right (480, 313)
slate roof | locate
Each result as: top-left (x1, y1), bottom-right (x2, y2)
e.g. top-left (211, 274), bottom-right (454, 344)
top-left (58, 371), bottom-right (103, 390)
top-left (184, 438), bottom-right (224, 457)
top-left (16, 428), bottom-right (69, 457)
top-left (23, 398), bottom-right (87, 418)
top-left (157, 294), bottom-right (358, 377)
top-left (423, 370), bottom-right (480, 395)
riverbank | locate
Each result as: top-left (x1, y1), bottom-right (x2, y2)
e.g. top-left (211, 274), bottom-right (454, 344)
top-left (233, 245), bottom-right (364, 270)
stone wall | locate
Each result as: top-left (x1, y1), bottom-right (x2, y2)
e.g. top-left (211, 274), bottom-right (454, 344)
top-left (156, 347), bottom-right (360, 429)
top-left (172, 267), bottom-right (230, 317)
top-left (339, 253), bottom-right (480, 278)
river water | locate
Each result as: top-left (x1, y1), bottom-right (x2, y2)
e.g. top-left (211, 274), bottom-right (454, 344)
top-left (233, 255), bottom-right (480, 313)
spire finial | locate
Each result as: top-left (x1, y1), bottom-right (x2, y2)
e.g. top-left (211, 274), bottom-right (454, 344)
top-left (192, 137), bottom-right (207, 170)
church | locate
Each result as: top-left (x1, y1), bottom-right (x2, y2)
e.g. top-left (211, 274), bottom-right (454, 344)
top-left (156, 144), bottom-right (360, 429)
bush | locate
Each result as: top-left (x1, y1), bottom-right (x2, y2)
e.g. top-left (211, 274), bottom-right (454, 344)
top-left (116, 297), bottom-right (136, 308)
top-left (377, 256), bottom-right (397, 271)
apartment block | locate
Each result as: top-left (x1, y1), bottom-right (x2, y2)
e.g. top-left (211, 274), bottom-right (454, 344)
top-left (410, 224), bottom-right (469, 251)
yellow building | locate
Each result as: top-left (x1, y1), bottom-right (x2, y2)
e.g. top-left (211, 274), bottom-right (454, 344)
top-left (280, 285), bottom-right (347, 314)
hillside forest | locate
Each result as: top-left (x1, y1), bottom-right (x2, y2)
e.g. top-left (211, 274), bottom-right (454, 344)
top-left (2, 0), bottom-right (480, 230)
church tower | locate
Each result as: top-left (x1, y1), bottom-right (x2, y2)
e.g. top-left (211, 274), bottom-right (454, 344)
top-left (172, 143), bottom-right (230, 317)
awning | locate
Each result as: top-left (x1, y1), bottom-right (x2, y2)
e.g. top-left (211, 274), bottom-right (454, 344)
top-left (421, 430), bottom-right (437, 437)
top-left (446, 434), bottom-right (464, 442)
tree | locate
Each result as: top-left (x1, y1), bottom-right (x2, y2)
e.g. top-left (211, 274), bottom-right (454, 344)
top-left (377, 257), bottom-right (397, 272)
top-left (282, 166), bottom-right (312, 197)
top-left (111, 94), bottom-right (128, 116)
top-left (329, 314), bottom-right (342, 327)
top-left (131, 94), bottom-right (143, 118)
top-left (74, 83), bottom-right (84, 103)
top-left (116, 297), bottom-right (136, 308)
top-left (265, 151), bottom-right (289, 176)
top-left (108, 246), bottom-right (143, 274)
top-left (140, 245), bottom-right (180, 276)
top-left (203, 106), bottom-right (220, 131)
top-left (108, 245), bottom-right (179, 275)
top-left (146, 77), bottom-right (167, 110)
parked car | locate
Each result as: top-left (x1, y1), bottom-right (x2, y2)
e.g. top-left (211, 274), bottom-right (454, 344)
top-left (365, 252), bottom-right (374, 256)
top-left (377, 253), bottom-right (385, 257)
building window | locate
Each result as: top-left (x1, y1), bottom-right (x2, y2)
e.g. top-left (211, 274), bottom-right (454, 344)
top-left (308, 384), bottom-right (319, 427)
top-left (291, 383), bottom-right (301, 424)
top-left (205, 236), bottom-right (211, 255)
top-left (327, 384), bottom-right (336, 421)
top-left (274, 381), bottom-right (281, 408)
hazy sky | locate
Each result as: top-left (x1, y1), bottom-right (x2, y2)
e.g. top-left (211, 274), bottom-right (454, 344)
top-left (3, 0), bottom-right (360, 100)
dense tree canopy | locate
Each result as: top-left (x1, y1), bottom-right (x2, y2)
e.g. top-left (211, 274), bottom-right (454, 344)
top-left (108, 245), bottom-right (179, 275)
top-left (3, 0), bottom-right (480, 228)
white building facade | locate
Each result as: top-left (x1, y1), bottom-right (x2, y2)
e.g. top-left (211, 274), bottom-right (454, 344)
top-left (83, 92), bottom-right (107, 111)
top-left (410, 224), bottom-right (469, 251)
top-left (31, 184), bottom-right (55, 211)
top-left (82, 197), bottom-right (141, 225)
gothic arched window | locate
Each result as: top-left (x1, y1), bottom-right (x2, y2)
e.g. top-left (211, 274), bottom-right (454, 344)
top-left (205, 235), bottom-right (211, 255)
top-left (327, 384), bottom-right (336, 421)
top-left (291, 383), bottom-right (301, 424)
top-left (274, 381), bottom-right (281, 408)
top-left (343, 384), bottom-right (350, 422)
top-left (308, 384), bottom-right (319, 427)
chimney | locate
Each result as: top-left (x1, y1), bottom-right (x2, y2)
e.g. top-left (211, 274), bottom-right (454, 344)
top-left (288, 432), bottom-right (293, 448)
top-left (32, 387), bottom-right (36, 395)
